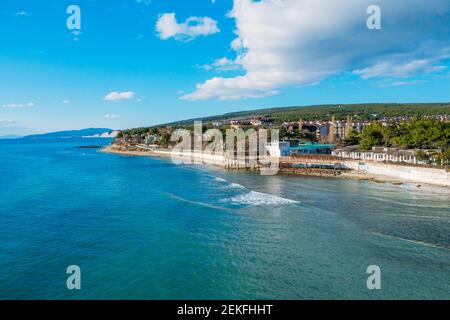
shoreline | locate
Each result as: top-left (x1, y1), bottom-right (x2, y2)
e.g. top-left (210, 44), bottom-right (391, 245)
top-left (101, 146), bottom-right (448, 187)
top-left (101, 146), bottom-right (173, 159)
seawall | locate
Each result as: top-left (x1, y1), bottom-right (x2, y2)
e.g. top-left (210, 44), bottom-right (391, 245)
top-left (344, 160), bottom-right (450, 187)
top-left (103, 146), bottom-right (450, 187)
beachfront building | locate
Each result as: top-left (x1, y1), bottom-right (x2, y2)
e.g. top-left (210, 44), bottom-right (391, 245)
top-left (290, 143), bottom-right (337, 155)
top-left (266, 142), bottom-right (291, 157)
top-left (332, 146), bottom-right (423, 165)
top-left (266, 142), bottom-right (336, 157)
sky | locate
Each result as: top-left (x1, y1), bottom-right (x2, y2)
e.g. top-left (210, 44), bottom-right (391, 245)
top-left (1, 0), bottom-right (450, 135)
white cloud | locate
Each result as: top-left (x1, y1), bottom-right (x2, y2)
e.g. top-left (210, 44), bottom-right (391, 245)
top-left (105, 114), bottom-right (121, 120)
top-left (156, 13), bottom-right (220, 41)
top-left (0, 120), bottom-right (19, 128)
top-left (377, 79), bottom-right (427, 88)
top-left (104, 91), bottom-right (135, 101)
top-left (2, 102), bottom-right (34, 108)
top-left (15, 12), bottom-right (27, 16)
top-left (199, 57), bottom-right (241, 71)
top-left (62, 100), bottom-right (71, 104)
top-left (182, 0), bottom-right (450, 101)
top-left (354, 54), bottom-right (449, 79)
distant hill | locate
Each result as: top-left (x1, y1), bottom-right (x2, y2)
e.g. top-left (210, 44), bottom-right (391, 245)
top-left (165, 103), bottom-right (450, 126)
top-left (120, 103), bottom-right (450, 136)
top-left (0, 134), bottom-right (23, 139)
top-left (24, 128), bottom-right (114, 139)
top-left (83, 130), bottom-right (120, 138)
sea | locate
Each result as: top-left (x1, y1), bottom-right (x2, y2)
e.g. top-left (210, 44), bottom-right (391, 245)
top-left (0, 138), bottom-right (449, 299)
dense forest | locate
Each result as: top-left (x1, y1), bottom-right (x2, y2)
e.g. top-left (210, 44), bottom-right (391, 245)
top-left (121, 104), bottom-right (450, 135)
top-left (166, 103), bottom-right (450, 125)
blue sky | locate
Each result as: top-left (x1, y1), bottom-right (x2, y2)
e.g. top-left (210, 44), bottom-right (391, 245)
top-left (1, 0), bottom-right (450, 135)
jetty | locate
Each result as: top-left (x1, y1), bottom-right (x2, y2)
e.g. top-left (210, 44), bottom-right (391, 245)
top-left (278, 155), bottom-right (346, 176)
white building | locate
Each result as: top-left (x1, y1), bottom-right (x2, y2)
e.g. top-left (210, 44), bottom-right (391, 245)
top-left (332, 146), bottom-right (422, 165)
top-left (266, 141), bottom-right (291, 157)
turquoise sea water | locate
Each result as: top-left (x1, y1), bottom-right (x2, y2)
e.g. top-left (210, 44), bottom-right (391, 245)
top-left (0, 138), bottom-right (449, 300)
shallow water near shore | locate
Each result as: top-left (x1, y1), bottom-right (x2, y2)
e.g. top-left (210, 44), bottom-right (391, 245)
top-left (0, 138), bottom-right (449, 299)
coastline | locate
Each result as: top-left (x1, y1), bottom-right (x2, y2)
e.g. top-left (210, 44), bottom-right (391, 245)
top-left (101, 146), bottom-right (447, 187)
top-left (101, 145), bottom-right (173, 160)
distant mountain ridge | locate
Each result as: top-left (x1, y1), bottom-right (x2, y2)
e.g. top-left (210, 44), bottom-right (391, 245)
top-left (0, 134), bottom-right (23, 139)
top-left (163, 103), bottom-right (450, 126)
top-left (83, 130), bottom-right (120, 138)
top-left (24, 128), bottom-right (114, 139)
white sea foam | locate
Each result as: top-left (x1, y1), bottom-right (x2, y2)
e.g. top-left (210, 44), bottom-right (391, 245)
top-left (226, 191), bottom-right (299, 206)
top-left (227, 183), bottom-right (247, 190)
top-left (214, 177), bottom-right (247, 190)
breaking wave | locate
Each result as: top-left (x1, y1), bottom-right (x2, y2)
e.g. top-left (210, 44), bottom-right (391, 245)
top-left (227, 183), bottom-right (247, 190)
top-left (225, 191), bottom-right (299, 206)
top-left (213, 177), bottom-right (247, 190)
top-left (212, 175), bottom-right (299, 206)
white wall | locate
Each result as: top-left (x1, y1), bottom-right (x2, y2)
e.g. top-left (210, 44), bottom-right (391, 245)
top-left (345, 160), bottom-right (450, 187)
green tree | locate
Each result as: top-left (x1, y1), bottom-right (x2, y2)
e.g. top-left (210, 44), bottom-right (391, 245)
top-left (389, 118), bottom-right (449, 150)
top-left (344, 129), bottom-right (360, 146)
top-left (158, 132), bottom-right (171, 148)
top-left (359, 123), bottom-right (384, 150)
top-left (149, 127), bottom-right (159, 135)
top-left (415, 150), bottom-right (430, 163)
top-left (436, 149), bottom-right (450, 166)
